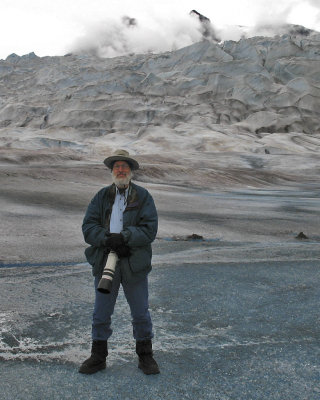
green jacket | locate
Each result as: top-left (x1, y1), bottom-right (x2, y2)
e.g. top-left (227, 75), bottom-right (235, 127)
top-left (82, 182), bottom-right (158, 283)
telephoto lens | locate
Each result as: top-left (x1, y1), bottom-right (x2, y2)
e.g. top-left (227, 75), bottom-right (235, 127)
top-left (97, 251), bottom-right (119, 293)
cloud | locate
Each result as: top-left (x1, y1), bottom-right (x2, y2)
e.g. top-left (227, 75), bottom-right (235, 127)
top-left (4, 0), bottom-right (317, 59)
top-left (306, 0), bottom-right (320, 8)
top-left (254, 0), bottom-right (320, 30)
top-left (69, 14), bottom-right (203, 57)
top-left (252, 0), bottom-right (299, 27)
top-left (306, 0), bottom-right (320, 25)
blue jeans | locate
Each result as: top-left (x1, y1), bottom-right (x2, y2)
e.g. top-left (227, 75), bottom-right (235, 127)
top-left (92, 265), bottom-right (154, 341)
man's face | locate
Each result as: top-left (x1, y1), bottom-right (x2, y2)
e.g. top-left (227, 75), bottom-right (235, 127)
top-left (112, 161), bottom-right (132, 188)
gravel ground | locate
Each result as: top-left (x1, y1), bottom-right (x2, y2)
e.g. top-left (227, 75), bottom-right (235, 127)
top-left (0, 255), bottom-right (319, 400)
top-left (0, 164), bottom-right (319, 399)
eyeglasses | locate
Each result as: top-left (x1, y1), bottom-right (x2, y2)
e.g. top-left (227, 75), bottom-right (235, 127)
top-left (113, 163), bottom-right (131, 170)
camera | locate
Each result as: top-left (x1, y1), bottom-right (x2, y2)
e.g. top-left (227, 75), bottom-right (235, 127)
top-left (97, 251), bottom-right (119, 294)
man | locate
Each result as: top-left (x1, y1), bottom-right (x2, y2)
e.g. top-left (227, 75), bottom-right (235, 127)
top-left (79, 149), bottom-right (159, 375)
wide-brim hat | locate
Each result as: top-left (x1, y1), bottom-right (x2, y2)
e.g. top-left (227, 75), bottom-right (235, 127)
top-left (103, 149), bottom-right (140, 170)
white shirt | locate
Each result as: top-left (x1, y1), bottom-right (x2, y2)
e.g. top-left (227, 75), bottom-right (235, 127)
top-left (109, 187), bottom-right (129, 233)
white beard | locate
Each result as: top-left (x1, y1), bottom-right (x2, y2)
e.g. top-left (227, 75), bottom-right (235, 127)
top-left (112, 170), bottom-right (132, 188)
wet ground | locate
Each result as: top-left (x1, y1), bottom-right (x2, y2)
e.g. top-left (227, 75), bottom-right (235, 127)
top-left (0, 240), bottom-right (319, 400)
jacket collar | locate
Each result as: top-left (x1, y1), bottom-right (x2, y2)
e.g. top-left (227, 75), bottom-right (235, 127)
top-left (107, 182), bottom-right (139, 207)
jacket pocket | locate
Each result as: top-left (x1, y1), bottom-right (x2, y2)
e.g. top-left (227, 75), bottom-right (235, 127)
top-left (85, 245), bottom-right (107, 275)
top-left (84, 245), bottom-right (99, 265)
top-left (128, 246), bottom-right (152, 273)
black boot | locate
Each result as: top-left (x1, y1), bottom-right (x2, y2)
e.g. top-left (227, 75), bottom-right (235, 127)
top-left (79, 340), bottom-right (108, 374)
top-left (136, 339), bottom-right (160, 375)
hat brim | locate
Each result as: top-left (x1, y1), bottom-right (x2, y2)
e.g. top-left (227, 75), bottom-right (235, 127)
top-left (103, 155), bottom-right (139, 170)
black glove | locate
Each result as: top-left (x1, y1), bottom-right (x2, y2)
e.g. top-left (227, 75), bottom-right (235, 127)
top-left (105, 233), bottom-right (125, 250)
top-left (114, 245), bottom-right (131, 258)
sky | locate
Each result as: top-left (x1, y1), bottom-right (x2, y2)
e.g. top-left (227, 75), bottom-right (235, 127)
top-left (1, 0), bottom-right (320, 59)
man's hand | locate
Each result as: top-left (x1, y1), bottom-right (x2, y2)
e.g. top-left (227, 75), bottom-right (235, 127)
top-left (105, 233), bottom-right (125, 249)
top-left (114, 245), bottom-right (131, 258)
top-left (104, 233), bottom-right (131, 258)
